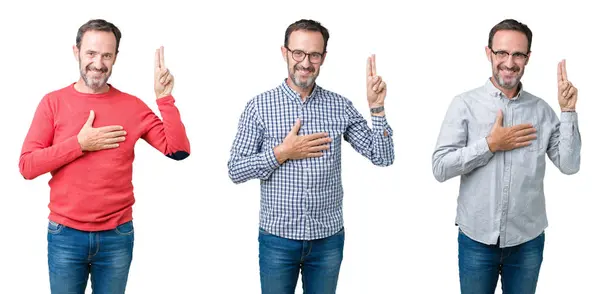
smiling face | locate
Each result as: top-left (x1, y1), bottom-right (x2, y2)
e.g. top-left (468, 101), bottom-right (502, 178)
top-left (73, 30), bottom-right (118, 93)
top-left (486, 30), bottom-right (530, 91)
top-left (281, 30), bottom-right (326, 92)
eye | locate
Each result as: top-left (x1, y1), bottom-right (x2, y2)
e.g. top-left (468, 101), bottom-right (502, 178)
top-left (292, 50), bottom-right (305, 58)
top-left (513, 53), bottom-right (527, 59)
top-left (309, 53), bottom-right (321, 60)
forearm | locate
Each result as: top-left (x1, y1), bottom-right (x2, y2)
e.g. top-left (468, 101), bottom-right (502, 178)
top-left (432, 137), bottom-right (494, 182)
top-left (19, 136), bottom-right (84, 180)
top-left (147, 95), bottom-right (191, 160)
top-left (556, 112), bottom-right (581, 174)
top-left (367, 115), bottom-right (394, 166)
top-left (227, 148), bottom-right (281, 184)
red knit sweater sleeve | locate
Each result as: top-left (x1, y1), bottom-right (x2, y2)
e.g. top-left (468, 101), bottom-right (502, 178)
top-left (139, 95), bottom-right (190, 160)
top-left (19, 95), bottom-right (84, 180)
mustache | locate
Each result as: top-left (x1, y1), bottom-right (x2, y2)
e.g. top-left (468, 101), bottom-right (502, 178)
top-left (294, 64), bottom-right (315, 73)
top-left (498, 65), bottom-right (520, 72)
top-left (86, 64), bottom-right (108, 73)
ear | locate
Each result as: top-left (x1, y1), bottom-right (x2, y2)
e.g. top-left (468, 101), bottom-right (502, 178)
top-left (525, 51), bottom-right (531, 65)
top-left (281, 46), bottom-right (288, 62)
top-left (73, 45), bottom-right (80, 62)
top-left (320, 52), bottom-right (327, 66)
top-left (113, 53), bottom-right (118, 65)
top-left (485, 46), bottom-right (492, 62)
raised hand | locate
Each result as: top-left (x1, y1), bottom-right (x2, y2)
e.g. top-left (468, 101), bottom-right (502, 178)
top-left (154, 46), bottom-right (174, 99)
top-left (77, 110), bottom-right (127, 151)
top-left (366, 54), bottom-right (387, 109)
top-left (557, 59), bottom-right (577, 111)
top-left (486, 110), bottom-right (537, 152)
top-left (273, 119), bottom-right (332, 164)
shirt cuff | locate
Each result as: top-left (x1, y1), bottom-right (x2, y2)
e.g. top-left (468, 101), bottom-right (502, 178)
top-left (156, 95), bottom-right (175, 105)
top-left (68, 135), bottom-right (84, 156)
top-left (560, 111), bottom-right (578, 123)
top-left (372, 115), bottom-right (393, 137)
top-left (264, 147), bottom-right (281, 170)
top-left (475, 137), bottom-right (494, 161)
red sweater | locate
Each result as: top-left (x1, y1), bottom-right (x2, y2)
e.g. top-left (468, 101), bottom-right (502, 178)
top-left (19, 84), bottom-right (190, 231)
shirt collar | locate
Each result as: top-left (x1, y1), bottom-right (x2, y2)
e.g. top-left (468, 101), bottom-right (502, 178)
top-left (280, 79), bottom-right (321, 102)
top-left (484, 78), bottom-right (524, 100)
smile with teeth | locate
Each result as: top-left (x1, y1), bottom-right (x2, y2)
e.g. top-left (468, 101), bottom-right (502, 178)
top-left (501, 69), bottom-right (516, 76)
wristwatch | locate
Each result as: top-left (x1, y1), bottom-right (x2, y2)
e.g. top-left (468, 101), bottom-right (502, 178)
top-left (370, 106), bottom-right (385, 114)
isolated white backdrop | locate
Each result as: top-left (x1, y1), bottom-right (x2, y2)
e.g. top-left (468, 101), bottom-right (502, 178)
top-left (0, 0), bottom-right (597, 293)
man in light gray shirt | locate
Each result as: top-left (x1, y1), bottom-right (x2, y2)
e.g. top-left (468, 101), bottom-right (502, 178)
top-left (432, 19), bottom-right (581, 294)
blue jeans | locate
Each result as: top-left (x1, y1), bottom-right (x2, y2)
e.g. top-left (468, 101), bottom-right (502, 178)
top-left (47, 220), bottom-right (135, 294)
top-left (458, 229), bottom-right (544, 294)
top-left (258, 227), bottom-right (345, 294)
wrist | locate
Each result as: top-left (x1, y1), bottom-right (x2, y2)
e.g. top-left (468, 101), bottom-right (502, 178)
top-left (273, 145), bottom-right (288, 164)
top-left (561, 108), bottom-right (576, 112)
top-left (76, 134), bottom-right (86, 151)
top-left (369, 104), bottom-right (385, 116)
top-left (486, 136), bottom-right (497, 153)
top-left (155, 92), bottom-right (171, 100)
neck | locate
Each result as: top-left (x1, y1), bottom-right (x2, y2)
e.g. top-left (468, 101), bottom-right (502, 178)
top-left (490, 77), bottom-right (519, 99)
top-left (286, 78), bottom-right (314, 101)
top-left (74, 78), bottom-right (110, 94)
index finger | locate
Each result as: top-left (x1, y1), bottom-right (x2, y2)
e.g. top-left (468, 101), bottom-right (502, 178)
top-left (160, 46), bottom-right (165, 68)
top-left (366, 56), bottom-right (372, 77)
top-left (557, 61), bottom-right (562, 83)
top-left (371, 54), bottom-right (377, 76)
top-left (512, 123), bottom-right (535, 131)
top-left (98, 125), bottom-right (124, 132)
top-left (561, 59), bottom-right (568, 81)
top-left (155, 48), bottom-right (160, 70)
top-left (305, 132), bottom-right (329, 140)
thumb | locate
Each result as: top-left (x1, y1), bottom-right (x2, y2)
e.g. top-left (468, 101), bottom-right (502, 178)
top-left (85, 110), bottom-right (95, 127)
top-left (290, 119), bottom-right (301, 135)
top-left (494, 110), bottom-right (503, 127)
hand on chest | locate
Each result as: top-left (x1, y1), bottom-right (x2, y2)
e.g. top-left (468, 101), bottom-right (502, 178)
top-left (54, 107), bottom-right (144, 151)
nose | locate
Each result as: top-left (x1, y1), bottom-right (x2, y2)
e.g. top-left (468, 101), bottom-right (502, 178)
top-left (92, 55), bottom-right (103, 70)
top-left (504, 55), bottom-right (515, 68)
top-left (299, 55), bottom-right (311, 68)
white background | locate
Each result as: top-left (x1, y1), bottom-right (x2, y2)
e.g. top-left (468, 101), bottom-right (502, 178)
top-left (1, 0), bottom-right (598, 293)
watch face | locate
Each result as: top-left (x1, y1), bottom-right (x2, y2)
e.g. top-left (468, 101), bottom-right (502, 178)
top-left (371, 106), bottom-right (384, 113)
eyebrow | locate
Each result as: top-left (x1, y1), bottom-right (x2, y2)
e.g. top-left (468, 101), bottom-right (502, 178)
top-left (85, 50), bottom-right (114, 56)
top-left (288, 48), bottom-right (324, 54)
top-left (494, 49), bottom-right (528, 55)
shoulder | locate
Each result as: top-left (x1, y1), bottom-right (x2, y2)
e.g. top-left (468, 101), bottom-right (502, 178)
top-left (317, 87), bottom-right (349, 104)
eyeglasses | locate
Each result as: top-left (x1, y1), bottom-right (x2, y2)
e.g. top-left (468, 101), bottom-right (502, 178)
top-left (489, 48), bottom-right (529, 62)
top-left (285, 47), bottom-right (324, 64)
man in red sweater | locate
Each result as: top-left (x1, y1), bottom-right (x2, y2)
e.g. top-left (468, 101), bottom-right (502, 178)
top-left (19, 19), bottom-right (190, 294)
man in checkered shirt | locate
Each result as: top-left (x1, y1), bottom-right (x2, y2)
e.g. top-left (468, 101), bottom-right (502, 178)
top-left (227, 19), bottom-right (394, 294)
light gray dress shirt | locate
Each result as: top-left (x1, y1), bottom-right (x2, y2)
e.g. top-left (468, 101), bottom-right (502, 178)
top-left (432, 79), bottom-right (581, 248)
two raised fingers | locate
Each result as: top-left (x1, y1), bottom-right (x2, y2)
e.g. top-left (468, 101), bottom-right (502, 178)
top-left (155, 46), bottom-right (165, 71)
top-left (557, 59), bottom-right (568, 83)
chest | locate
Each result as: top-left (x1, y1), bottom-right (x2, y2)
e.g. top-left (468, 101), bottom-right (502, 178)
top-left (467, 97), bottom-right (549, 153)
top-left (259, 98), bottom-right (348, 140)
top-left (52, 99), bottom-right (145, 152)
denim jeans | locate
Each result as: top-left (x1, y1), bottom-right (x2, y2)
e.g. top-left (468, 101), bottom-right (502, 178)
top-left (458, 229), bottom-right (545, 294)
top-left (47, 220), bottom-right (135, 294)
top-left (258, 227), bottom-right (345, 294)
